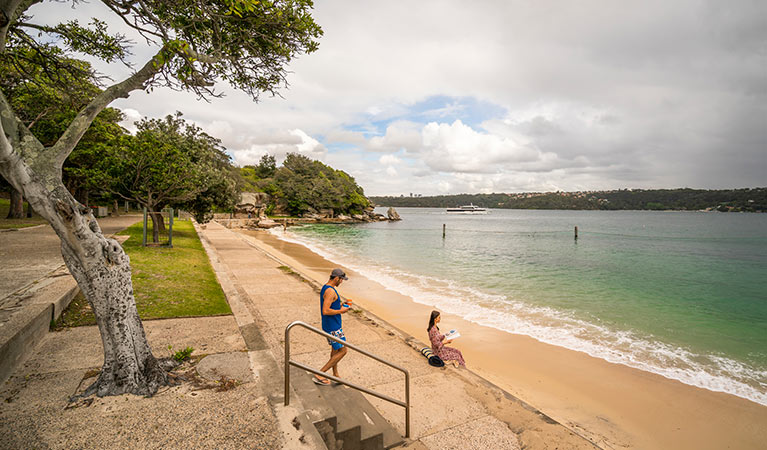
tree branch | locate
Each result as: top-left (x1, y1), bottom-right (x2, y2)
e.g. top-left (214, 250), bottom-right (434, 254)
top-left (50, 45), bottom-right (168, 167)
top-left (0, 0), bottom-right (23, 52)
top-left (0, 88), bottom-right (35, 193)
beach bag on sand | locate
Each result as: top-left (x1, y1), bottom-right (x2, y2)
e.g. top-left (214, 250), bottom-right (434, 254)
top-left (420, 347), bottom-right (445, 367)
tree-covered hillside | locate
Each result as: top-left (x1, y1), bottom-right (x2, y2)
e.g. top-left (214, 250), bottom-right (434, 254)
top-left (370, 188), bottom-right (767, 212)
top-left (240, 153), bottom-right (370, 216)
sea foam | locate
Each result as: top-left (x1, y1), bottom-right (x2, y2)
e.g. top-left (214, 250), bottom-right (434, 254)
top-left (269, 227), bottom-right (767, 406)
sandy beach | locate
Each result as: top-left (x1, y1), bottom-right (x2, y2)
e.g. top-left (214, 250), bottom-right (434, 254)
top-left (239, 228), bottom-right (767, 450)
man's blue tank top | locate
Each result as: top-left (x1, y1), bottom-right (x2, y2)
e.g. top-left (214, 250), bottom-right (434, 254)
top-left (320, 285), bottom-right (342, 332)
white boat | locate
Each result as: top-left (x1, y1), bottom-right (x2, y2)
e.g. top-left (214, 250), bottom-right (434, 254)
top-left (446, 204), bottom-right (488, 214)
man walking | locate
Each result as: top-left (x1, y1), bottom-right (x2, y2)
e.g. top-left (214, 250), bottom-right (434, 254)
top-left (313, 268), bottom-right (352, 385)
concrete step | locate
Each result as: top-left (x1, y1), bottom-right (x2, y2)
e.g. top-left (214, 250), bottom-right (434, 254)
top-left (290, 366), bottom-right (338, 439)
top-left (321, 385), bottom-right (403, 450)
top-left (290, 367), bottom-right (404, 450)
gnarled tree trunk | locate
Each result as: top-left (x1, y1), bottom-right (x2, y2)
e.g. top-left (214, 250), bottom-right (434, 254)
top-left (56, 196), bottom-right (166, 396)
top-left (2, 167), bottom-right (168, 397)
top-left (0, 38), bottom-right (172, 397)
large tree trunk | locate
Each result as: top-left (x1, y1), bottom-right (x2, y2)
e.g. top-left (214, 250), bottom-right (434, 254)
top-left (152, 211), bottom-right (166, 232)
top-left (0, 28), bottom-right (172, 397)
top-left (5, 188), bottom-right (23, 218)
top-left (149, 211), bottom-right (162, 243)
top-left (38, 186), bottom-right (167, 396)
top-left (112, 199), bottom-right (119, 216)
top-left (57, 199), bottom-right (166, 396)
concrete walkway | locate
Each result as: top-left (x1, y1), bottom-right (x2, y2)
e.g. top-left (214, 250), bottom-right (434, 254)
top-left (0, 215), bottom-right (142, 383)
top-left (0, 215), bottom-right (141, 301)
top-left (197, 221), bottom-right (597, 449)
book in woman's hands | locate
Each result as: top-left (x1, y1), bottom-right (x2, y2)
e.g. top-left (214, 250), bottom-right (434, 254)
top-left (444, 329), bottom-right (461, 340)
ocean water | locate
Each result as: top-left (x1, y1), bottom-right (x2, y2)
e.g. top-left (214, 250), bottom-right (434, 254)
top-left (272, 208), bottom-right (767, 406)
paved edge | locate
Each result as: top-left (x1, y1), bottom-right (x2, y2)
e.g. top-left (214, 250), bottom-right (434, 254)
top-left (0, 276), bottom-right (78, 384)
top-left (195, 221), bottom-right (329, 450)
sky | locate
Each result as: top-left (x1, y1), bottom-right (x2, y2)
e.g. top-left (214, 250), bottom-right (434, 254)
top-left (31, 0), bottom-right (767, 196)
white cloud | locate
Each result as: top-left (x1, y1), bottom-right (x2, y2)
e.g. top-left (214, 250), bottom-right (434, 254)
top-left (229, 129), bottom-right (327, 166)
top-left (420, 120), bottom-right (540, 173)
top-left (367, 121), bottom-right (422, 153)
top-left (379, 154), bottom-right (401, 165)
top-left (119, 108), bottom-right (143, 134)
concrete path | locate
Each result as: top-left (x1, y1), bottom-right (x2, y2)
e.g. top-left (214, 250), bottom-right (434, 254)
top-left (0, 214), bottom-right (142, 301)
top-left (0, 316), bottom-right (286, 449)
top-left (197, 221), bottom-right (597, 449)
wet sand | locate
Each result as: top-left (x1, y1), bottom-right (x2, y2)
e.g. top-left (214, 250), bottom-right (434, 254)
top-left (238, 228), bottom-right (767, 449)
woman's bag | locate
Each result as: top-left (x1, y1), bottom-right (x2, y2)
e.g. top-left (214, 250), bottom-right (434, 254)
top-left (420, 347), bottom-right (445, 367)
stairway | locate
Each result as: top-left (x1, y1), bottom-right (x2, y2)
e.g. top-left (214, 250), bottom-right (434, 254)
top-left (290, 366), bottom-right (405, 450)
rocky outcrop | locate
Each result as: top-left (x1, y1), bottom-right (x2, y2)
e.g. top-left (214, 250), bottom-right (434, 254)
top-left (214, 203), bottom-right (398, 230)
top-left (256, 218), bottom-right (281, 229)
top-left (235, 192), bottom-right (270, 218)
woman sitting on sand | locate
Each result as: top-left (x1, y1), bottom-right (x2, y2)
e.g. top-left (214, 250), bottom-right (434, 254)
top-left (427, 310), bottom-right (466, 367)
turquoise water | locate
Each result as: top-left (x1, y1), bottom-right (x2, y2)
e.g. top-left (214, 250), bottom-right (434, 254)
top-left (275, 208), bottom-right (767, 405)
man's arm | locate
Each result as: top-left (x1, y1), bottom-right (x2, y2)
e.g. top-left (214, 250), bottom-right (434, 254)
top-left (322, 288), bottom-right (349, 316)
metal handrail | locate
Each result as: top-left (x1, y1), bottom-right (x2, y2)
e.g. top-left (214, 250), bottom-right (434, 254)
top-left (284, 320), bottom-right (410, 438)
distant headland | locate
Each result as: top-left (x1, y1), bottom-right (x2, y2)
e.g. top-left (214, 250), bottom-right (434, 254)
top-left (370, 188), bottom-right (767, 212)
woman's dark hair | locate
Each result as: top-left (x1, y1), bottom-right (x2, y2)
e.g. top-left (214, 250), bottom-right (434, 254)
top-left (428, 310), bottom-right (440, 332)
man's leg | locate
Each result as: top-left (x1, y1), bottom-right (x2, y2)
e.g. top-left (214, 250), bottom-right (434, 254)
top-left (331, 347), bottom-right (347, 377)
top-left (317, 347), bottom-right (347, 381)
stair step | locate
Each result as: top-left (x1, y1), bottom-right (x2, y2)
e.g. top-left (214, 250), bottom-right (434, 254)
top-left (290, 366), bottom-right (337, 433)
top-left (290, 367), bottom-right (404, 449)
top-left (311, 375), bottom-right (404, 449)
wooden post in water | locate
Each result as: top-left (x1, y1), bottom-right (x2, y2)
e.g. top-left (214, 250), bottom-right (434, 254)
top-left (574, 226), bottom-right (578, 241)
top-left (443, 224), bottom-right (446, 239)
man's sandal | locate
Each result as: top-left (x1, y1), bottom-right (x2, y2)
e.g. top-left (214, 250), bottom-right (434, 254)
top-left (312, 376), bottom-right (331, 386)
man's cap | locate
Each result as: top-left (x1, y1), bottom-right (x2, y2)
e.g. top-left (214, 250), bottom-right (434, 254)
top-left (331, 268), bottom-right (348, 280)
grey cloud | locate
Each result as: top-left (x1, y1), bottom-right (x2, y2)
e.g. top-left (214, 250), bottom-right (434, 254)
top-left (35, 0), bottom-right (767, 195)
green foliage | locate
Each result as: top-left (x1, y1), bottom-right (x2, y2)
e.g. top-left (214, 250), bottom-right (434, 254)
top-left (255, 154), bottom-right (276, 178)
top-left (274, 153), bottom-right (370, 216)
top-left (3, 1), bottom-right (322, 102)
top-left (105, 113), bottom-right (239, 223)
top-left (170, 346), bottom-right (195, 362)
top-left (238, 153), bottom-right (370, 216)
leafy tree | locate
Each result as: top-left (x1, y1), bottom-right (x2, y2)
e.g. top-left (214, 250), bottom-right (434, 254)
top-left (0, 0), bottom-right (321, 397)
top-left (273, 153), bottom-right (370, 216)
top-left (255, 154), bottom-right (276, 178)
top-left (106, 113), bottom-right (238, 242)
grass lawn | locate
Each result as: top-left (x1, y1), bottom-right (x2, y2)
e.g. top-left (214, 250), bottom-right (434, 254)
top-left (0, 198), bottom-right (47, 229)
top-left (55, 219), bottom-right (231, 327)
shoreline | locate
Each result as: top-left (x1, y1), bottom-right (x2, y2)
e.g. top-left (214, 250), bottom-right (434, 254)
top-left (235, 227), bottom-right (767, 449)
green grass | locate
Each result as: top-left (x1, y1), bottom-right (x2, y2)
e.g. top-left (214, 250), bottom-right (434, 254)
top-left (54, 219), bottom-right (231, 327)
top-left (0, 198), bottom-right (47, 229)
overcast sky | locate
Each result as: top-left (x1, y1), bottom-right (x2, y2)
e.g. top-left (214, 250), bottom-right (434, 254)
top-left (33, 0), bottom-right (767, 196)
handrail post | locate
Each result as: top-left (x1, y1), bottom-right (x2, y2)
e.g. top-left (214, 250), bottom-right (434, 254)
top-left (284, 324), bottom-right (291, 406)
top-left (405, 370), bottom-right (410, 438)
